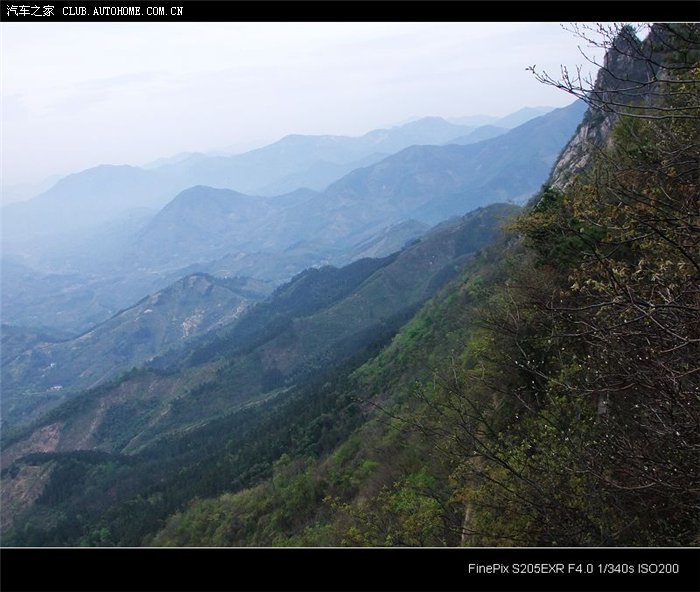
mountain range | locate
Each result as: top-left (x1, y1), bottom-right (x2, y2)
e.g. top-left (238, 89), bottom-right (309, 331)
top-left (1, 203), bottom-right (518, 433)
top-left (4, 92), bottom-right (554, 521)
top-left (0, 96), bottom-right (597, 546)
top-left (1, 23), bottom-right (695, 553)
top-left (146, 102), bottom-right (580, 261)
top-left (2, 107), bottom-right (551, 243)
top-left (1, 104), bottom-right (575, 335)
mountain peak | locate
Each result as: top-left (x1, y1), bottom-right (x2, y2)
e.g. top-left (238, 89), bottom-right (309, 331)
top-left (169, 185), bottom-right (252, 205)
top-left (55, 163), bottom-right (148, 187)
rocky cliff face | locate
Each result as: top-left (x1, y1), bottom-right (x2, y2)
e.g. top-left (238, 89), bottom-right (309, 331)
top-left (549, 24), bottom-right (681, 189)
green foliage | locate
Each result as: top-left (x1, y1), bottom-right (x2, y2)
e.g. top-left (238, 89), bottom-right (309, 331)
top-left (146, 31), bottom-right (700, 549)
top-left (131, 229), bottom-right (514, 547)
top-left (185, 255), bottom-right (399, 367)
top-left (329, 468), bottom-right (446, 546)
top-left (448, 53), bottom-right (700, 545)
top-left (151, 455), bottom-right (322, 546)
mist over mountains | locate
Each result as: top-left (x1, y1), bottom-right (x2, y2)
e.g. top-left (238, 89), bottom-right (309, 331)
top-left (1, 201), bottom-right (518, 470)
top-left (2, 107), bottom-right (553, 239)
top-left (0, 99), bottom-right (578, 444)
top-left (1, 104), bottom-right (579, 337)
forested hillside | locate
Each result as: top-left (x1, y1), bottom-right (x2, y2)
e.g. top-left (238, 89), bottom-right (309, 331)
top-left (1, 204), bottom-right (517, 545)
top-left (150, 23), bottom-right (700, 547)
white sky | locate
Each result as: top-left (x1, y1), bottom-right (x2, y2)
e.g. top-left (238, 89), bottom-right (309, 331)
top-left (1, 22), bottom-right (604, 188)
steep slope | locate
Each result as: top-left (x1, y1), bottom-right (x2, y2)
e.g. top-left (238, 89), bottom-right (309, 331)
top-left (548, 25), bottom-right (691, 189)
top-left (180, 204), bottom-right (515, 378)
top-left (147, 239), bottom-right (512, 547)
top-left (144, 26), bottom-right (700, 549)
top-left (158, 254), bottom-right (406, 370)
top-left (1, 274), bottom-right (267, 428)
top-left (0, 203), bottom-right (518, 545)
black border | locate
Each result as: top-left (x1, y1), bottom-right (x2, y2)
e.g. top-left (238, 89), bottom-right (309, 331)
top-left (2, 3), bottom-right (699, 592)
top-left (1, 1), bottom-right (699, 22)
top-left (2, 547), bottom-right (699, 591)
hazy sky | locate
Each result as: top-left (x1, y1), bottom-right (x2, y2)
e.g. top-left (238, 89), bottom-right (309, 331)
top-left (1, 22), bottom-right (604, 189)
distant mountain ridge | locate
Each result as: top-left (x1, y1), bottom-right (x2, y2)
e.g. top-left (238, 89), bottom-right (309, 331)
top-left (448, 124), bottom-right (508, 145)
top-left (1, 103), bottom-right (580, 341)
top-left (1, 103), bottom-right (585, 336)
top-left (1, 106), bottom-right (555, 243)
top-left (146, 116), bottom-right (479, 197)
top-left (254, 100), bottom-right (586, 248)
top-left (446, 105), bottom-right (554, 128)
top-left (1, 165), bottom-right (178, 241)
top-left (1, 116), bottom-right (474, 243)
top-left (131, 101), bottom-right (585, 274)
